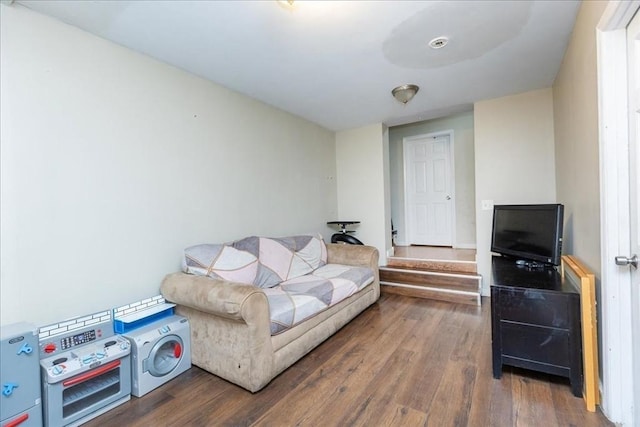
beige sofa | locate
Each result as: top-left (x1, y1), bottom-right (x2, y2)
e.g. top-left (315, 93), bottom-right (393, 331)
top-left (161, 243), bottom-right (379, 392)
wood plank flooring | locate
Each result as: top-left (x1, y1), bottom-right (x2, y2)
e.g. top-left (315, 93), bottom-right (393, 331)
top-left (85, 294), bottom-right (613, 427)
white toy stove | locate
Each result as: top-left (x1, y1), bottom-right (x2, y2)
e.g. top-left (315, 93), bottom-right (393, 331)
top-left (39, 311), bottom-right (131, 427)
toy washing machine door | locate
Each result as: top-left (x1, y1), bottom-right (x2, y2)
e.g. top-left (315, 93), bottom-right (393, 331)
top-left (144, 335), bottom-right (184, 377)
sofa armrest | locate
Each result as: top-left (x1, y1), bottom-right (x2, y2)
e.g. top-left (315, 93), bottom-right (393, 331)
top-left (160, 272), bottom-right (268, 322)
top-left (326, 243), bottom-right (379, 270)
top-left (161, 271), bottom-right (273, 392)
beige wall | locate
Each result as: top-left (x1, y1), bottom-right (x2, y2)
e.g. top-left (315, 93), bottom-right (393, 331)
top-left (389, 111), bottom-right (476, 247)
top-left (553, 0), bottom-right (607, 277)
top-left (552, 0), bottom-right (608, 406)
top-left (335, 124), bottom-right (390, 263)
top-left (0, 5), bottom-right (337, 325)
top-left (474, 88), bottom-right (557, 294)
top-left (382, 126), bottom-right (392, 257)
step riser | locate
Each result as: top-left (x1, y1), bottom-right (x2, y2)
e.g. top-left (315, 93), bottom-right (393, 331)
top-left (387, 257), bottom-right (477, 274)
top-left (379, 268), bottom-right (480, 293)
top-left (379, 258), bottom-right (481, 305)
top-left (381, 283), bottom-right (480, 306)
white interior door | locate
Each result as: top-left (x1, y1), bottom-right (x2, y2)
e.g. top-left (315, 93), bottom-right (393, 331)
top-left (598, 3), bottom-right (640, 424)
top-left (626, 10), bottom-right (640, 424)
top-left (404, 132), bottom-right (453, 246)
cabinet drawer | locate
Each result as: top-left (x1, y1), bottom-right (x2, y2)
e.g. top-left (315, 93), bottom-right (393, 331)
top-left (500, 322), bottom-right (570, 367)
top-left (497, 288), bottom-right (570, 328)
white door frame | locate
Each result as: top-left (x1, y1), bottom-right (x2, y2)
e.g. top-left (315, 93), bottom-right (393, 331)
top-left (402, 130), bottom-right (456, 246)
top-left (597, 1), bottom-right (640, 424)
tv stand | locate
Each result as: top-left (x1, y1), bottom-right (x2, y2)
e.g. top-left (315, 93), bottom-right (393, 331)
top-left (491, 255), bottom-right (583, 397)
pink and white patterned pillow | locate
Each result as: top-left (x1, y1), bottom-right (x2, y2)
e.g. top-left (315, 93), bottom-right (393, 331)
top-left (183, 243), bottom-right (258, 284)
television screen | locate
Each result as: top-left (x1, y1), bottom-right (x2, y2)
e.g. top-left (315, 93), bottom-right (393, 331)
top-left (491, 204), bottom-right (564, 266)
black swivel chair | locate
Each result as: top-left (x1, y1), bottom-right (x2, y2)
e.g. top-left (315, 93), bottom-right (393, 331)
top-left (327, 221), bottom-right (364, 245)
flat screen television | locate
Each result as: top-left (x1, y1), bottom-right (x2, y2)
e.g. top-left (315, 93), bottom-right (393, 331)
top-left (491, 204), bottom-right (564, 266)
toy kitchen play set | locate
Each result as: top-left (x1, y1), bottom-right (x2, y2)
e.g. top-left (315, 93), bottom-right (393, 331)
top-left (1, 296), bottom-right (190, 427)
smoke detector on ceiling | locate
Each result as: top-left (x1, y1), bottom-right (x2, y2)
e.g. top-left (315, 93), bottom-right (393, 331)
top-left (429, 36), bottom-right (449, 49)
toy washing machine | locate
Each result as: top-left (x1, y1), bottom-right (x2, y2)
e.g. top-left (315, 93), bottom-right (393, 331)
top-left (122, 315), bottom-right (191, 397)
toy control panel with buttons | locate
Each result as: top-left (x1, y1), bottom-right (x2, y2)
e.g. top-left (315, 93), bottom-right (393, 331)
top-left (40, 335), bottom-right (130, 383)
top-left (38, 313), bottom-right (131, 384)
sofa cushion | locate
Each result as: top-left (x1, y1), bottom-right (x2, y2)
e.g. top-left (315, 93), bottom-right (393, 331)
top-left (256, 235), bottom-right (327, 287)
top-left (182, 243), bottom-right (259, 284)
top-left (182, 234), bottom-right (327, 289)
top-left (264, 264), bottom-right (374, 335)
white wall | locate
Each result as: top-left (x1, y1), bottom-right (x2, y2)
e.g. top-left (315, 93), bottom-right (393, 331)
top-left (335, 124), bottom-right (390, 263)
top-left (474, 88), bottom-right (556, 294)
top-left (389, 111), bottom-right (476, 247)
top-left (0, 5), bottom-right (337, 326)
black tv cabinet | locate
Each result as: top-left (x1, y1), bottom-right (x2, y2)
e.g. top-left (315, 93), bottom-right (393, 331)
top-left (490, 255), bottom-right (583, 397)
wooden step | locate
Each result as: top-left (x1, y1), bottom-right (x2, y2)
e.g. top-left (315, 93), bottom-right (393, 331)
top-left (379, 267), bottom-right (480, 292)
top-left (381, 284), bottom-right (480, 306)
top-left (386, 256), bottom-right (477, 274)
top-left (379, 265), bottom-right (482, 306)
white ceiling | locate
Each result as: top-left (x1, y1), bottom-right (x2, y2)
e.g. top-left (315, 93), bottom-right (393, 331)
top-left (17, 0), bottom-right (581, 131)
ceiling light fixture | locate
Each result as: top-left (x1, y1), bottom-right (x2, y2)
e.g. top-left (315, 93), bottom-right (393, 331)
top-left (429, 36), bottom-right (449, 49)
top-left (392, 84), bottom-right (420, 104)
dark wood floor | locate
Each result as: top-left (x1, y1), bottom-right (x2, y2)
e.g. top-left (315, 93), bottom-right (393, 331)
top-left (85, 294), bottom-right (613, 426)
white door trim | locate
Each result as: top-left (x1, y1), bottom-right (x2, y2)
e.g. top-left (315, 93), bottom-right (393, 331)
top-left (597, 1), bottom-right (640, 424)
top-left (401, 130), bottom-right (456, 246)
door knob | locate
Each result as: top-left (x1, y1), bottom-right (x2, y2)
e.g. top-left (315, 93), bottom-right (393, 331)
top-left (615, 254), bottom-right (638, 268)
top-left (446, 195), bottom-right (451, 200)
